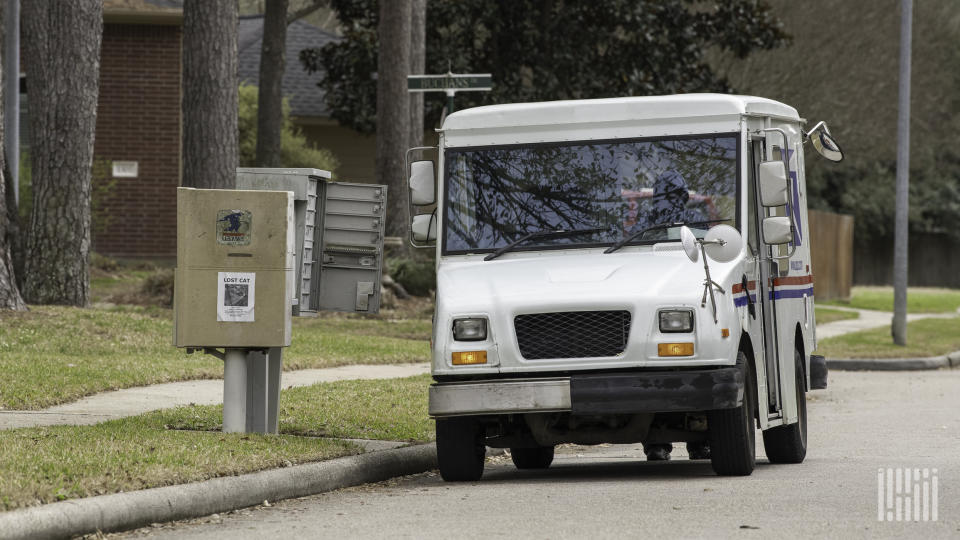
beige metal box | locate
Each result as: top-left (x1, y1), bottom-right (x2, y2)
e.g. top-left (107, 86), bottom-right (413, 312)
top-left (174, 187), bottom-right (294, 348)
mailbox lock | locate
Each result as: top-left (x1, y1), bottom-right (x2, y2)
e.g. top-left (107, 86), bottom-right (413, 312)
top-left (359, 256), bottom-right (375, 267)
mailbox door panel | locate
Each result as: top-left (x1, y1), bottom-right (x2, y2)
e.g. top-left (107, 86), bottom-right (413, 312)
top-left (316, 182), bottom-right (387, 313)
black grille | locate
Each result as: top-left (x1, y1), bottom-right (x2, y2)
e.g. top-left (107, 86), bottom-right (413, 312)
top-left (514, 311), bottom-right (631, 360)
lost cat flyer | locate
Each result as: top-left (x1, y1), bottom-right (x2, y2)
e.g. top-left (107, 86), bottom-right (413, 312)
top-left (217, 272), bottom-right (255, 322)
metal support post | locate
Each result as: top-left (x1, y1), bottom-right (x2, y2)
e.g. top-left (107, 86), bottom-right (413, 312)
top-left (223, 348), bottom-right (248, 433)
top-left (244, 347), bottom-right (283, 434)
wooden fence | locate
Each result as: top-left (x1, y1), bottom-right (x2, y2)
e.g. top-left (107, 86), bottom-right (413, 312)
top-left (854, 233), bottom-right (960, 288)
top-left (808, 209), bottom-right (854, 301)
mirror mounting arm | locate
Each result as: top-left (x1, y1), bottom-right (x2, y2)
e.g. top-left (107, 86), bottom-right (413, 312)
top-left (405, 146), bottom-right (438, 248)
top-left (761, 127), bottom-right (798, 260)
top-left (698, 239), bottom-right (726, 323)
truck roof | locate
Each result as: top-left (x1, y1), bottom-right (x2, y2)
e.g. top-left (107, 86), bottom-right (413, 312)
top-left (441, 93), bottom-right (800, 132)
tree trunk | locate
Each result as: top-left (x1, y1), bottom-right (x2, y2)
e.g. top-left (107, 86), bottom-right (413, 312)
top-left (0, 0), bottom-right (24, 310)
top-left (408, 0), bottom-right (426, 149)
top-left (21, 0), bottom-right (102, 306)
top-left (0, 1), bottom-right (24, 311)
top-left (377, 0), bottom-right (411, 241)
top-left (255, 0), bottom-right (288, 167)
top-left (183, 0), bottom-right (238, 189)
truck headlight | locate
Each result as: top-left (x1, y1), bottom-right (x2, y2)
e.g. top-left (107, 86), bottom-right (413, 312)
top-left (453, 318), bottom-right (487, 341)
top-left (659, 310), bottom-right (693, 333)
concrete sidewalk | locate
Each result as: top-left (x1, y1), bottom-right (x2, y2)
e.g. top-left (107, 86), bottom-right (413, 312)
top-left (0, 363), bottom-right (430, 430)
top-left (815, 305), bottom-right (957, 339)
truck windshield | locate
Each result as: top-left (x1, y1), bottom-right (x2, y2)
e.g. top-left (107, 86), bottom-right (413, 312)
top-left (442, 133), bottom-right (739, 255)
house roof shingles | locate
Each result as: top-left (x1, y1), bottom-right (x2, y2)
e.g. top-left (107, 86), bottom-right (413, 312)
top-left (238, 15), bottom-right (338, 119)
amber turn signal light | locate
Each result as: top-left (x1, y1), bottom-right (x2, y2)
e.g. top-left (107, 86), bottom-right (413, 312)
top-left (452, 351), bottom-right (487, 365)
top-left (658, 343), bottom-right (694, 357)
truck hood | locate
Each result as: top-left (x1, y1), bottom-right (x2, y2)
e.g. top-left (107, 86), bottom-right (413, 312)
top-left (438, 248), bottom-right (741, 310)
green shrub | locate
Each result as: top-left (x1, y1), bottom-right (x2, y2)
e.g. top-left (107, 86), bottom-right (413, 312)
top-left (141, 269), bottom-right (174, 307)
top-left (388, 258), bottom-right (436, 297)
top-left (238, 83), bottom-right (339, 171)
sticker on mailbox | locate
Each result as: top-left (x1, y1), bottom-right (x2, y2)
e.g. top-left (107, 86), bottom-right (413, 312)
top-left (216, 210), bottom-right (252, 246)
top-left (217, 272), bottom-right (255, 322)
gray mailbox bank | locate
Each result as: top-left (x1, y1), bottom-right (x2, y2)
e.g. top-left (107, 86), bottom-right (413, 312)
top-left (175, 169), bottom-right (387, 435)
top-left (236, 168), bottom-right (387, 315)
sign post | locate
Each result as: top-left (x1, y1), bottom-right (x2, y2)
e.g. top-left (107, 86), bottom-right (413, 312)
top-left (407, 72), bottom-right (492, 114)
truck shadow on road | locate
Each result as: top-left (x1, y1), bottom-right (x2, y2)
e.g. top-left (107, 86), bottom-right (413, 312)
top-left (478, 458), bottom-right (777, 484)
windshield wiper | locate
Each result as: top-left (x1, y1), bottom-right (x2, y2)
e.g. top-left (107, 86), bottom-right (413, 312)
top-left (484, 227), bottom-right (608, 261)
top-left (603, 219), bottom-right (730, 254)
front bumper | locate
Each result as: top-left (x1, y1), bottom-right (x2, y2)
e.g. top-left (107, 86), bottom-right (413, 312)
top-left (429, 366), bottom-right (744, 417)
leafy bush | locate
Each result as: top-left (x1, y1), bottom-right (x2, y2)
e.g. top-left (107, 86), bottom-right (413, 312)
top-left (388, 258), bottom-right (436, 297)
top-left (238, 83), bottom-right (340, 171)
top-left (141, 269), bottom-right (174, 307)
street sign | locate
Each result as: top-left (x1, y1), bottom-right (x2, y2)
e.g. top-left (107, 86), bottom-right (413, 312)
top-left (408, 72), bottom-right (493, 115)
top-left (408, 73), bottom-right (492, 92)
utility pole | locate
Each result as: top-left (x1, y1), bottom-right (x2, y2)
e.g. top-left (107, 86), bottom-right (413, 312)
top-left (892, 0), bottom-right (912, 346)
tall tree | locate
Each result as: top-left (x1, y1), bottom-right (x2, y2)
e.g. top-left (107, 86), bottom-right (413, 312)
top-left (408, 0), bottom-right (426, 149)
top-left (376, 0), bottom-right (411, 239)
top-left (301, 0), bottom-right (788, 135)
top-left (21, 0), bottom-right (102, 306)
top-left (255, 0), bottom-right (289, 167)
top-left (183, 0), bottom-right (238, 189)
top-left (0, 0), bottom-right (24, 311)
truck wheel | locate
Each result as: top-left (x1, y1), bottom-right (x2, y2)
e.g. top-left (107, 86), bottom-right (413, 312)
top-left (762, 347), bottom-right (808, 463)
top-left (708, 351), bottom-right (756, 476)
top-left (510, 446), bottom-right (555, 469)
top-left (436, 417), bottom-right (486, 481)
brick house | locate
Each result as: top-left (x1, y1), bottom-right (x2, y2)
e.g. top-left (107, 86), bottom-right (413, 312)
top-left (92, 1), bottom-right (373, 260)
top-left (94, 1), bottom-right (183, 259)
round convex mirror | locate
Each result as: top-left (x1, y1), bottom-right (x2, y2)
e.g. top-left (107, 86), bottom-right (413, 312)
top-left (703, 225), bottom-right (742, 263)
top-left (680, 226), bottom-right (699, 263)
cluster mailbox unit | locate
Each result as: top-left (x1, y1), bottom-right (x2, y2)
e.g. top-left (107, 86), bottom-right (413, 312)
top-left (174, 169), bottom-right (387, 433)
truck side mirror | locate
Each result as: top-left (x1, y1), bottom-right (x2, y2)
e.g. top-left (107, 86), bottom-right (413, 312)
top-left (410, 160), bottom-right (436, 206)
top-left (762, 216), bottom-right (792, 245)
top-left (411, 213), bottom-right (437, 243)
top-left (806, 121), bottom-right (844, 162)
top-left (758, 161), bottom-right (788, 207)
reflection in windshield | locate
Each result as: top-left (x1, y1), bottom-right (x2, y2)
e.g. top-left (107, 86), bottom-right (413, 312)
top-left (442, 134), bottom-right (738, 254)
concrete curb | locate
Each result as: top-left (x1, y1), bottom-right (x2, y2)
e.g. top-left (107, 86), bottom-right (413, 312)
top-left (0, 443), bottom-right (442, 540)
top-left (827, 350), bottom-right (960, 371)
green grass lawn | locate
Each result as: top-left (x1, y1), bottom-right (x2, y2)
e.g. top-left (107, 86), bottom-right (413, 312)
top-left (0, 375), bottom-right (432, 511)
top-left (822, 286), bottom-right (960, 313)
top-left (0, 305), bottom-right (429, 410)
top-left (816, 317), bottom-right (960, 359)
top-left (160, 374), bottom-right (433, 442)
top-left (814, 306), bottom-right (859, 325)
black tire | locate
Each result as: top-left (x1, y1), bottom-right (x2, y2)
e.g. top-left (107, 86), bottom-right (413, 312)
top-left (762, 347), bottom-right (808, 464)
top-left (708, 351), bottom-right (756, 476)
top-left (510, 446), bottom-right (555, 469)
top-left (436, 417), bottom-right (486, 481)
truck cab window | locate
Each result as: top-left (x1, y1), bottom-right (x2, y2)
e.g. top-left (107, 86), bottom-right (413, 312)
top-left (442, 135), bottom-right (739, 255)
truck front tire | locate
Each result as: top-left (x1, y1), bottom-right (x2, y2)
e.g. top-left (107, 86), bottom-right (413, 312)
top-left (707, 352), bottom-right (756, 476)
top-left (510, 446), bottom-right (555, 469)
top-left (436, 417), bottom-right (486, 481)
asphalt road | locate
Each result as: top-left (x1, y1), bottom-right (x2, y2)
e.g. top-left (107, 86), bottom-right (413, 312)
top-left (118, 370), bottom-right (960, 539)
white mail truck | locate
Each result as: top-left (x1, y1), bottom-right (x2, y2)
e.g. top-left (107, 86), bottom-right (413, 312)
top-left (406, 94), bottom-right (842, 480)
